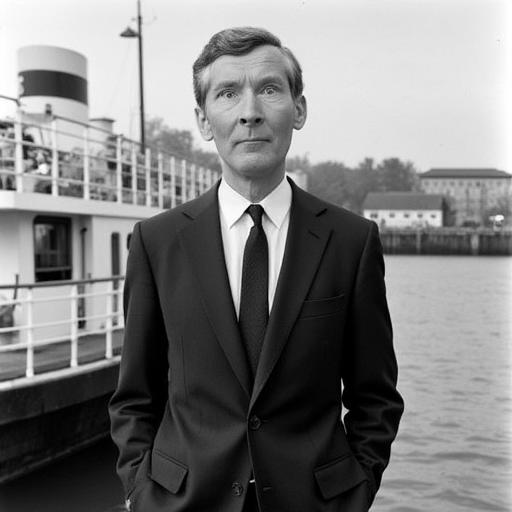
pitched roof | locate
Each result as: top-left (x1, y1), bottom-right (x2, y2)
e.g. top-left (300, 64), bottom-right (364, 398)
top-left (420, 168), bottom-right (510, 179)
top-left (363, 192), bottom-right (444, 210)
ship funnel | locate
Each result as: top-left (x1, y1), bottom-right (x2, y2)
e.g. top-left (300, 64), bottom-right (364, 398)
top-left (18, 45), bottom-right (88, 124)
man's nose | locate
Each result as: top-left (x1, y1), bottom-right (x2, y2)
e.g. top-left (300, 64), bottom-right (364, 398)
top-left (239, 91), bottom-right (263, 127)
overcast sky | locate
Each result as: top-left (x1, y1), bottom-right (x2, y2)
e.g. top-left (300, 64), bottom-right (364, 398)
top-left (0, 0), bottom-right (510, 172)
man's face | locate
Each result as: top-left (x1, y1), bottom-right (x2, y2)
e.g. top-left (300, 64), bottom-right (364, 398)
top-left (195, 45), bottom-right (307, 185)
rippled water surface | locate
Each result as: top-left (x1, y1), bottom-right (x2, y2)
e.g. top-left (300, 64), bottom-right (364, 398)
top-left (374, 255), bottom-right (512, 512)
top-left (0, 256), bottom-right (510, 511)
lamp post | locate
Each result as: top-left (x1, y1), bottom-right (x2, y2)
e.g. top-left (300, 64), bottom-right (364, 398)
top-left (120, 0), bottom-right (145, 151)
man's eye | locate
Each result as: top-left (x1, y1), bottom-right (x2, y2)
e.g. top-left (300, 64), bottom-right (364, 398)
top-left (219, 90), bottom-right (236, 99)
top-left (262, 86), bottom-right (277, 95)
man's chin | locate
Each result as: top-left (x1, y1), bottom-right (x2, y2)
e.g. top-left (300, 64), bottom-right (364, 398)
top-left (222, 156), bottom-right (285, 181)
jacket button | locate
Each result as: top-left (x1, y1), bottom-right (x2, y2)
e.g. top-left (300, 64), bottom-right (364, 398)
top-left (249, 415), bottom-right (262, 430)
top-left (232, 482), bottom-right (244, 496)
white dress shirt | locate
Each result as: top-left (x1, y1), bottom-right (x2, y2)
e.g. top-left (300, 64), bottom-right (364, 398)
top-left (218, 177), bottom-right (292, 318)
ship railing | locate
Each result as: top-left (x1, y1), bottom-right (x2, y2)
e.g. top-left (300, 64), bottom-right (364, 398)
top-left (0, 276), bottom-right (125, 381)
top-left (0, 104), bottom-right (219, 207)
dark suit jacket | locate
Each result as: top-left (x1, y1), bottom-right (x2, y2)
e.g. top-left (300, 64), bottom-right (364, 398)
top-left (109, 178), bottom-right (404, 512)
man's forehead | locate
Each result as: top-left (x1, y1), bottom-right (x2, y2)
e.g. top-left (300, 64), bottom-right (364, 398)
top-left (212, 45), bottom-right (287, 68)
top-left (202, 45), bottom-right (292, 90)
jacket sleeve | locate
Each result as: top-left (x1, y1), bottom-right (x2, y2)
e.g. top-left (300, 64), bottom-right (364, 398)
top-left (108, 221), bottom-right (169, 497)
top-left (341, 221), bottom-right (404, 504)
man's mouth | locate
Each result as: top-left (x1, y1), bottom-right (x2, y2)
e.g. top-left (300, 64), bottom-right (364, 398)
top-left (236, 138), bottom-right (270, 144)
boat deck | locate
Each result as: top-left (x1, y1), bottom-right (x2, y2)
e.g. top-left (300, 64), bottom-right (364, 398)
top-left (0, 330), bottom-right (123, 381)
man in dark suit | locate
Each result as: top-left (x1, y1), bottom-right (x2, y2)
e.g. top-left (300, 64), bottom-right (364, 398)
top-left (109, 27), bottom-right (403, 512)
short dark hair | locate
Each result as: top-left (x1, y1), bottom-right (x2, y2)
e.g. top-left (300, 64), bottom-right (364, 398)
top-left (192, 27), bottom-right (304, 108)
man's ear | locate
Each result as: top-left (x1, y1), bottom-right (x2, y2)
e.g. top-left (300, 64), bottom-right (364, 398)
top-left (293, 95), bottom-right (307, 130)
top-left (195, 106), bottom-right (213, 141)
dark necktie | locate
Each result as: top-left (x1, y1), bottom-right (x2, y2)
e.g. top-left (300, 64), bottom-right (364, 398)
top-left (239, 204), bottom-right (269, 378)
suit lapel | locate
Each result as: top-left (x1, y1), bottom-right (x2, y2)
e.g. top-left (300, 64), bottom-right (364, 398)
top-left (250, 181), bottom-right (332, 408)
top-left (179, 184), bottom-right (252, 399)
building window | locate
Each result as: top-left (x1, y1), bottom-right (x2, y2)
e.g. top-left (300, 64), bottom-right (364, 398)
top-left (476, 181), bottom-right (480, 187)
top-left (389, 212), bottom-right (395, 218)
top-left (370, 212), bottom-right (378, 219)
top-left (34, 216), bottom-right (72, 282)
top-left (404, 213), bottom-right (410, 218)
top-left (430, 214), bottom-right (437, 219)
top-left (417, 213), bottom-right (423, 218)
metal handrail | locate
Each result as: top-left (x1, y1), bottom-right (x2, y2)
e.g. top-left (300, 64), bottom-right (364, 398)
top-left (0, 308), bottom-right (121, 334)
top-left (0, 275), bottom-right (124, 291)
top-left (0, 103), bottom-right (220, 206)
top-left (0, 323), bottom-right (124, 351)
top-left (0, 277), bottom-right (125, 378)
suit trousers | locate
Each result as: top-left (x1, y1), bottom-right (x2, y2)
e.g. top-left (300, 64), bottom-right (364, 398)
top-left (243, 482), bottom-right (260, 512)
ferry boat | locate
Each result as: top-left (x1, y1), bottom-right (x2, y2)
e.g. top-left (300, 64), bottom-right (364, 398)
top-left (0, 45), bottom-right (219, 483)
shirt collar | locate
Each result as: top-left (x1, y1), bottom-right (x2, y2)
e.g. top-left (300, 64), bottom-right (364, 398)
top-left (260, 177), bottom-right (292, 229)
top-left (218, 177), bottom-right (292, 229)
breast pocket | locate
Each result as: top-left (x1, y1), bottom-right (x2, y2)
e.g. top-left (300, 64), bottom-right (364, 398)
top-left (298, 293), bottom-right (345, 319)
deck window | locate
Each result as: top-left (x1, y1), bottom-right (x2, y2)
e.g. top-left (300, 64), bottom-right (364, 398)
top-left (34, 216), bottom-right (72, 282)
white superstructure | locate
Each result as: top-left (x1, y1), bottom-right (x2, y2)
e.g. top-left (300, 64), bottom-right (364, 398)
top-left (0, 46), bottom-right (219, 378)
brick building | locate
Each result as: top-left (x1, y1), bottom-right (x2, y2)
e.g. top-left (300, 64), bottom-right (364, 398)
top-left (419, 168), bottom-right (511, 226)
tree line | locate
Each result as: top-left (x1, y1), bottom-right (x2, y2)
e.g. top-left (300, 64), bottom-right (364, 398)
top-left (286, 155), bottom-right (419, 214)
top-left (146, 117), bottom-right (419, 214)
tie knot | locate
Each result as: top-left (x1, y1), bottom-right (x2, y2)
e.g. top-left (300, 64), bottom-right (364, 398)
top-left (247, 204), bottom-right (264, 227)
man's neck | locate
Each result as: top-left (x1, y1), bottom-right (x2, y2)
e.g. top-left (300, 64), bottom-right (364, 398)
top-left (222, 171), bottom-right (286, 203)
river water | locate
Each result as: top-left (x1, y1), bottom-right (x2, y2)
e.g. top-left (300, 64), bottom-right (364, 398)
top-left (0, 255), bottom-right (510, 511)
top-left (375, 255), bottom-right (512, 512)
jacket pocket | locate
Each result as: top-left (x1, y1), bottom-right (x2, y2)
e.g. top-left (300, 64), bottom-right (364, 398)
top-left (299, 294), bottom-right (345, 319)
top-left (150, 449), bottom-right (188, 494)
top-left (314, 453), bottom-right (368, 500)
